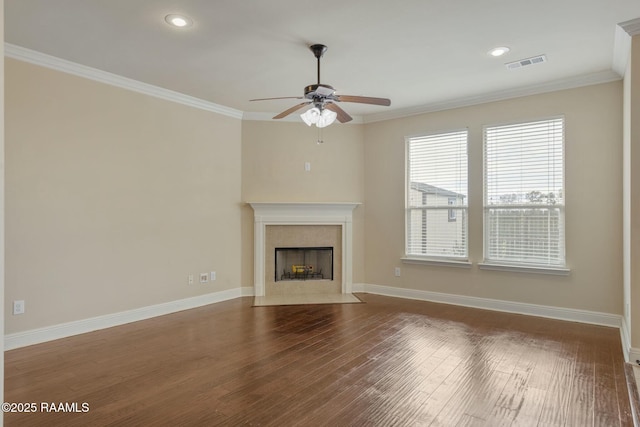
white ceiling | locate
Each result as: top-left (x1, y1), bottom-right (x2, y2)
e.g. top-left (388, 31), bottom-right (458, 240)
top-left (5, 1), bottom-right (640, 121)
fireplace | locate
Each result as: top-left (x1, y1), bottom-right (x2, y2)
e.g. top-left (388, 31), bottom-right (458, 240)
top-left (275, 247), bottom-right (334, 282)
top-left (266, 225), bottom-right (341, 295)
top-left (248, 202), bottom-right (359, 297)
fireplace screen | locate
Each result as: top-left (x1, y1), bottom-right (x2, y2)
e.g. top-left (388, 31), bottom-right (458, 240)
top-left (275, 247), bottom-right (334, 281)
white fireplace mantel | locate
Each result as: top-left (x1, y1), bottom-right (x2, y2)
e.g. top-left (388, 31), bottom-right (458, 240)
top-left (248, 202), bottom-right (360, 297)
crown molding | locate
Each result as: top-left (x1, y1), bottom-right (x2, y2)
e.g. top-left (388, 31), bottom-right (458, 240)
top-left (362, 69), bottom-right (622, 123)
top-left (620, 18), bottom-right (640, 36)
top-left (613, 18), bottom-right (640, 77)
top-left (4, 43), bottom-right (243, 120)
top-left (614, 25), bottom-right (632, 77)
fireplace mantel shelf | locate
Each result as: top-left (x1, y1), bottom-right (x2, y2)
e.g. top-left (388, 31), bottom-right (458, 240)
top-left (247, 202), bottom-right (361, 206)
top-left (247, 202), bottom-right (361, 219)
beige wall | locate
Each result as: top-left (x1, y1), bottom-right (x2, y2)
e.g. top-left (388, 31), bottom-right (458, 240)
top-left (5, 58), bottom-right (242, 333)
top-left (241, 121), bottom-right (365, 287)
top-left (364, 82), bottom-right (623, 314)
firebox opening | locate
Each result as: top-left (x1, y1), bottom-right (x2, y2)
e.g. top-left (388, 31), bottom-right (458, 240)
top-left (275, 247), bottom-right (334, 282)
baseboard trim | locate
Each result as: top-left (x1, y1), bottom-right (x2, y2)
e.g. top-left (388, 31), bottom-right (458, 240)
top-left (355, 283), bottom-right (621, 328)
top-left (5, 288), bottom-right (253, 351)
top-left (4, 283), bottom-right (622, 352)
top-left (622, 317), bottom-right (633, 363)
top-left (351, 283), bottom-right (366, 293)
top-left (628, 338), bottom-right (640, 365)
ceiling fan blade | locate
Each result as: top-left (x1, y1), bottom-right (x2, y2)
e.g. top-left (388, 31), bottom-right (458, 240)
top-left (335, 95), bottom-right (391, 106)
top-left (324, 102), bottom-right (353, 123)
top-left (250, 96), bottom-right (303, 102)
top-left (273, 102), bottom-right (311, 119)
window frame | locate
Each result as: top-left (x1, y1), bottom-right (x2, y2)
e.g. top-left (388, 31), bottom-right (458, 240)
top-left (404, 128), bottom-right (469, 264)
top-left (481, 116), bottom-right (569, 273)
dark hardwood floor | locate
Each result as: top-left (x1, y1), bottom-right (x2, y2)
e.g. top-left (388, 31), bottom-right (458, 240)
top-left (4, 293), bottom-right (632, 426)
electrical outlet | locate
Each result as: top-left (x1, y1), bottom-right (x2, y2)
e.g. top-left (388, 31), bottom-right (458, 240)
top-left (188, 274), bottom-right (194, 285)
top-left (394, 267), bottom-right (401, 277)
top-left (13, 300), bottom-right (25, 315)
top-left (304, 162), bottom-right (311, 172)
top-left (210, 271), bottom-right (216, 281)
top-left (200, 273), bottom-right (208, 283)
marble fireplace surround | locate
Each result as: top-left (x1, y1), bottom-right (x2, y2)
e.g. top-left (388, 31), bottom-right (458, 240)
top-left (248, 202), bottom-right (360, 297)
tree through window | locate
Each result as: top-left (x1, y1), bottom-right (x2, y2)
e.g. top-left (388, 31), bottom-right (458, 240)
top-left (483, 117), bottom-right (565, 267)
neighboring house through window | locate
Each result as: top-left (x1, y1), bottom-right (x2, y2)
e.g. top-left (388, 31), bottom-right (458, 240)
top-left (448, 197), bottom-right (457, 222)
top-left (406, 129), bottom-right (468, 260)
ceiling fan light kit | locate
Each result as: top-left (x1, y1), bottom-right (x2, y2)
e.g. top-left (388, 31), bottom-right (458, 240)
top-left (250, 44), bottom-right (391, 128)
top-left (301, 107), bottom-right (337, 128)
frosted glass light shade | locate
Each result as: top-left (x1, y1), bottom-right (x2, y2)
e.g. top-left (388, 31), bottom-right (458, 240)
top-left (300, 107), bottom-right (337, 127)
top-left (316, 109), bottom-right (337, 128)
top-left (301, 107), bottom-right (321, 126)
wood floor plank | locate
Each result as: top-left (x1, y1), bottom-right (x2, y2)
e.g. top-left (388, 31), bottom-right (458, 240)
top-left (4, 294), bottom-right (632, 426)
top-left (564, 342), bottom-right (595, 426)
top-left (241, 316), bottom-right (420, 425)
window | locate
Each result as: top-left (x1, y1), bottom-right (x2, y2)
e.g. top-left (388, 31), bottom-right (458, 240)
top-left (406, 130), bottom-right (468, 260)
top-left (483, 117), bottom-right (565, 267)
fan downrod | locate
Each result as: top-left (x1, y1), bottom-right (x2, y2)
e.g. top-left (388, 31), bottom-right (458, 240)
top-left (310, 44), bottom-right (327, 85)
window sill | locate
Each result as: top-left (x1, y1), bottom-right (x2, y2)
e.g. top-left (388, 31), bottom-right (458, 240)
top-left (478, 262), bottom-right (571, 276)
top-left (401, 257), bottom-right (472, 268)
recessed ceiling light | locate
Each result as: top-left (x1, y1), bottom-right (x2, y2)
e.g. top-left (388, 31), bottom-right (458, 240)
top-left (488, 46), bottom-right (510, 57)
top-left (165, 14), bottom-right (193, 28)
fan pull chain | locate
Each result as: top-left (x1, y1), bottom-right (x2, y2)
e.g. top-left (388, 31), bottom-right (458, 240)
top-left (317, 127), bottom-right (324, 144)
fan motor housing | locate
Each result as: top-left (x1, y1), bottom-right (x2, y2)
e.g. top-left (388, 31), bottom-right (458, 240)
top-left (304, 84), bottom-right (335, 100)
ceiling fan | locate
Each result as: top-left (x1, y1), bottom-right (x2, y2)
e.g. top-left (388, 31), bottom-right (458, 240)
top-left (250, 44), bottom-right (391, 127)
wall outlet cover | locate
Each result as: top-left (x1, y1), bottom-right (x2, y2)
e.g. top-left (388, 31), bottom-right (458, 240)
top-left (13, 300), bottom-right (25, 315)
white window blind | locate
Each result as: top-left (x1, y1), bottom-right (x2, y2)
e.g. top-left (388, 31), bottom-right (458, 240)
top-left (483, 117), bottom-right (565, 267)
top-left (406, 130), bottom-right (468, 259)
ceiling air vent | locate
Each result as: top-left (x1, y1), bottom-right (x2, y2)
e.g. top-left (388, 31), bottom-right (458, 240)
top-left (505, 54), bottom-right (547, 70)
